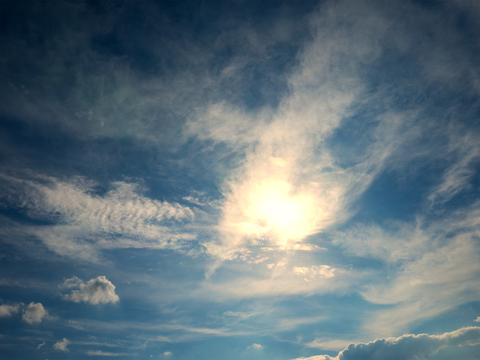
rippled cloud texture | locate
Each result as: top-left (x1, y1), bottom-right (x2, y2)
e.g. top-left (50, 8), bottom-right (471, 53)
top-left (0, 0), bottom-right (480, 359)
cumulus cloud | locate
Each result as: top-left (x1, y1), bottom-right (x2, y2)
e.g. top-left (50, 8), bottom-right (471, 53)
top-left (22, 302), bottom-right (46, 324)
top-left (64, 276), bottom-right (119, 305)
top-left (53, 338), bottom-right (70, 352)
top-left (0, 304), bottom-right (20, 317)
top-left (291, 327), bottom-right (480, 360)
top-left (248, 343), bottom-right (263, 349)
top-left (475, 317), bottom-right (480, 323)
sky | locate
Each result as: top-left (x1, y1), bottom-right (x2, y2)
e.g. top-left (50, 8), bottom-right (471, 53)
top-left (0, 0), bottom-right (480, 359)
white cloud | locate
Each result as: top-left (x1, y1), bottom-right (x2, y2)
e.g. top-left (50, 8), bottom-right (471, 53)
top-left (327, 194), bottom-right (480, 338)
top-left (64, 276), bottom-right (119, 305)
top-left (61, 276), bottom-right (84, 289)
top-left (292, 326), bottom-right (480, 360)
top-left (428, 133), bottom-right (480, 206)
top-left (163, 351), bottom-right (172, 356)
top-left (53, 338), bottom-right (70, 352)
top-left (475, 317), bottom-right (480, 323)
top-left (191, 0), bottom-right (418, 261)
top-left (248, 343), bottom-right (263, 349)
top-left (37, 342), bottom-right (45, 349)
top-left (293, 265), bottom-right (335, 280)
top-left (0, 175), bottom-right (195, 261)
top-left (305, 338), bottom-right (353, 351)
top-left (86, 350), bottom-right (132, 356)
top-left (22, 302), bottom-right (46, 324)
top-left (0, 304), bottom-right (20, 317)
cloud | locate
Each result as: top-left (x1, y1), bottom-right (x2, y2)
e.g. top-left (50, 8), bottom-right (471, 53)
top-left (248, 343), bottom-right (263, 350)
top-left (53, 338), bottom-right (70, 352)
top-left (86, 350), bottom-right (132, 356)
top-left (61, 276), bottom-right (84, 289)
top-left (292, 326), bottom-right (480, 360)
top-left (293, 265), bottom-right (335, 280)
top-left (0, 175), bottom-right (195, 261)
top-left (22, 302), bottom-right (46, 324)
top-left (163, 351), bottom-right (173, 356)
top-left (428, 133), bottom-right (480, 206)
top-left (0, 304), bottom-right (20, 317)
top-left (64, 276), bottom-right (119, 305)
top-left (192, 0), bottom-right (424, 261)
top-left (37, 342), bottom-right (45, 349)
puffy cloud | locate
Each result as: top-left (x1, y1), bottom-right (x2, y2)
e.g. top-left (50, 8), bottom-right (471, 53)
top-left (248, 343), bottom-right (263, 349)
top-left (53, 338), bottom-right (70, 352)
top-left (64, 276), bottom-right (119, 305)
top-left (163, 351), bottom-right (173, 356)
top-left (0, 304), bottom-right (20, 317)
top-left (22, 302), bottom-right (46, 324)
top-left (475, 317), bottom-right (480, 323)
top-left (291, 326), bottom-right (480, 360)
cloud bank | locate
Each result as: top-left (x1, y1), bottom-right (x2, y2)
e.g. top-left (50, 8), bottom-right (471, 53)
top-left (293, 326), bottom-right (480, 360)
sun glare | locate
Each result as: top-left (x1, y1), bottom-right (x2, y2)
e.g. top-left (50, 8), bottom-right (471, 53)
top-left (232, 179), bottom-right (320, 246)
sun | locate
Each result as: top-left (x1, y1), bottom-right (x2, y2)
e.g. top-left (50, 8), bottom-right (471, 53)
top-left (228, 178), bottom-right (320, 246)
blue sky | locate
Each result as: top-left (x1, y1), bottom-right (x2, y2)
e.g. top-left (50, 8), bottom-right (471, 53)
top-left (1, 0), bottom-right (480, 359)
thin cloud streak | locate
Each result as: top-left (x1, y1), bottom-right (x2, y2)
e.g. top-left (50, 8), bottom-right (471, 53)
top-left (0, 174), bottom-right (195, 261)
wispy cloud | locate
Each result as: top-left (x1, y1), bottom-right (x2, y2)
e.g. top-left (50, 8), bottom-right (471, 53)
top-left (86, 350), bottom-right (133, 356)
top-left (0, 174), bottom-right (195, 261)
top-left (186, 1), bottom-right (427, 261)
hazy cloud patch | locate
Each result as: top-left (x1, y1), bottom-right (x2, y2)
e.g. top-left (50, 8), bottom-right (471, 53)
top-left (53, 338), bottom-right (70, 352)
top-left (0, 304), bottom-right (20, 317)
top-left (86, 350), bottom-right (132, 356)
